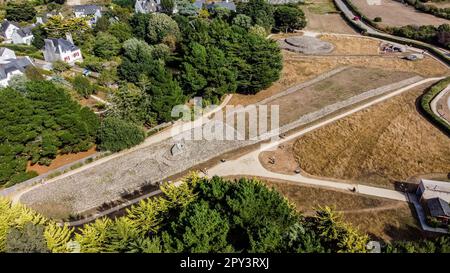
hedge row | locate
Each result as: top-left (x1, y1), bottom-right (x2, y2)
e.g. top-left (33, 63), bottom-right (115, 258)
top-left (420, 77), bottom-right (450, 134)
top-left (402, 0), bottom-right (450, 20)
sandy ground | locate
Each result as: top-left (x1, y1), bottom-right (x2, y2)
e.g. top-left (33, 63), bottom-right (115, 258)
top-left (351, 0), bottom-right (450, 27)
top-left (293, 84), bottom-right (450, 189)
top-left (27, 147), bottom-right (97, 175)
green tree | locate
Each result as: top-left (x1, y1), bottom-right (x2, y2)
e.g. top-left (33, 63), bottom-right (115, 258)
top-left (94, 16), bottom-right (111, 33)
top-left (98, 117), bottom-right (146, 152)
top-left (31, 25), bottom-right (46, 49)
top-left (129, 13), bottom-right (152, 41)
top-left (161, 0), bottom-right (175, 14)
top-left (146, 64), bottom-right (185, 123)
top-left (231, 32), bottom-right (282, 94)
top-left (109, 83), bottom-right (151, 124)
top-left (232, 14), bottom-right (252, 30)
top-left (147, 13), bottom-right (180, 46)
top-left (180, 42), bottom-right (237, 101)
top-left (52, 60), bottom-right (71, 73)
top-left (273, 6), bottom-right (306, 33)
top-left (162, 201), bottom-right (233, 253)
top-left (108, 22), bottom-right (133, 42)
top-left (73, 75), bottom-right (94, 98)
top-left (5, 2), bottom-right (36, 22)
top-left (93, 32), bottom-right (121, 59)
top-left (236, 0), bottom-right (274, 31)
top-left (6, 223), bottom-right (49, 253)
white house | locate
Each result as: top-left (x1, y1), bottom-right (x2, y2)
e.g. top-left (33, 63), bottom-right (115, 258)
top-left (43, 34), bottom-right (83, 65)
top-left (0, 48), bottom-right (34, 87)
top-left (11, 26), bottom-right (34, 45)
top-left (0, 20), bottom-right (20, 42)
top-left (73, 5), bottom-right (102, 26)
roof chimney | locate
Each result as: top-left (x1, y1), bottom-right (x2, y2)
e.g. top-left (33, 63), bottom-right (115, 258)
top-left (65, 32), bottom-right (74, 44)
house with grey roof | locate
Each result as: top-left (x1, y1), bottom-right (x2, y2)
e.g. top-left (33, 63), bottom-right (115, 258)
top-left (0, 49), bottom-right (34, 87)
top-left (43, 34), bottom-right (83, 64)
top-left (73, 5), bottom-right (102, 26)
top-left (0, 20), bottom-right (20, 42)
top-left (12, 26), bottom-right (34, 45)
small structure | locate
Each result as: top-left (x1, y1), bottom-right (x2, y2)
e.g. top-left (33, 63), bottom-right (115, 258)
top-left (426, 197), bottom-right (450, 225)
top-left (0, 20), bottom-right (20, 42)
top-left (170, 142), bottom-right (185, 156)
top-left (0, 49), bottom-right (34, 87)
top-left (43, 34), bottom-right (83, 64)
top-left (11, 26), bottom-right (34, 45)
top-left (73, 5), bottom-right (102, 26)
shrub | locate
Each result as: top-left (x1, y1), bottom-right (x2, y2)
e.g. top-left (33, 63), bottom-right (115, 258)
top-left (52, 60), bottom-right (71, 73)
top-left (73, 75), bottom-right (95, 98)
top-left (374, 17), bottom-right (382, 22)
top-left (420, 77), bottom-right (450, 134)
top-left (98, 117), bottom-right (146, 152)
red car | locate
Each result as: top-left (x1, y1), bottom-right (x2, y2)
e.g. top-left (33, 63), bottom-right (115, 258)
top-left (353, 16), bottom-right (360, 21)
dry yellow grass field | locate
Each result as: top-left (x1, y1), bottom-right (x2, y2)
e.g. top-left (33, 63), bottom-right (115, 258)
top-left (231, 35), bottom-right (449, 106)
top-left (262, 179), bottom-right (422, 241)
top-left (293, 84), bottom-right (450, 189)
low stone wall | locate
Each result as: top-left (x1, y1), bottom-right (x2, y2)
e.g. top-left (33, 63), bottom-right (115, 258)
top-left (279, 76), bottom-right (424, 133)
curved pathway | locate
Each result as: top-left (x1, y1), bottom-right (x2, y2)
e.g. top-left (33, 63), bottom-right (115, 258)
top-left (206, 77), bottom-right (444, 202)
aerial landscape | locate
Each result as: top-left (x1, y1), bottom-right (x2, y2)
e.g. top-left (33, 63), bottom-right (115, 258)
top-left (0, 0), bottom-right (449, 260)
